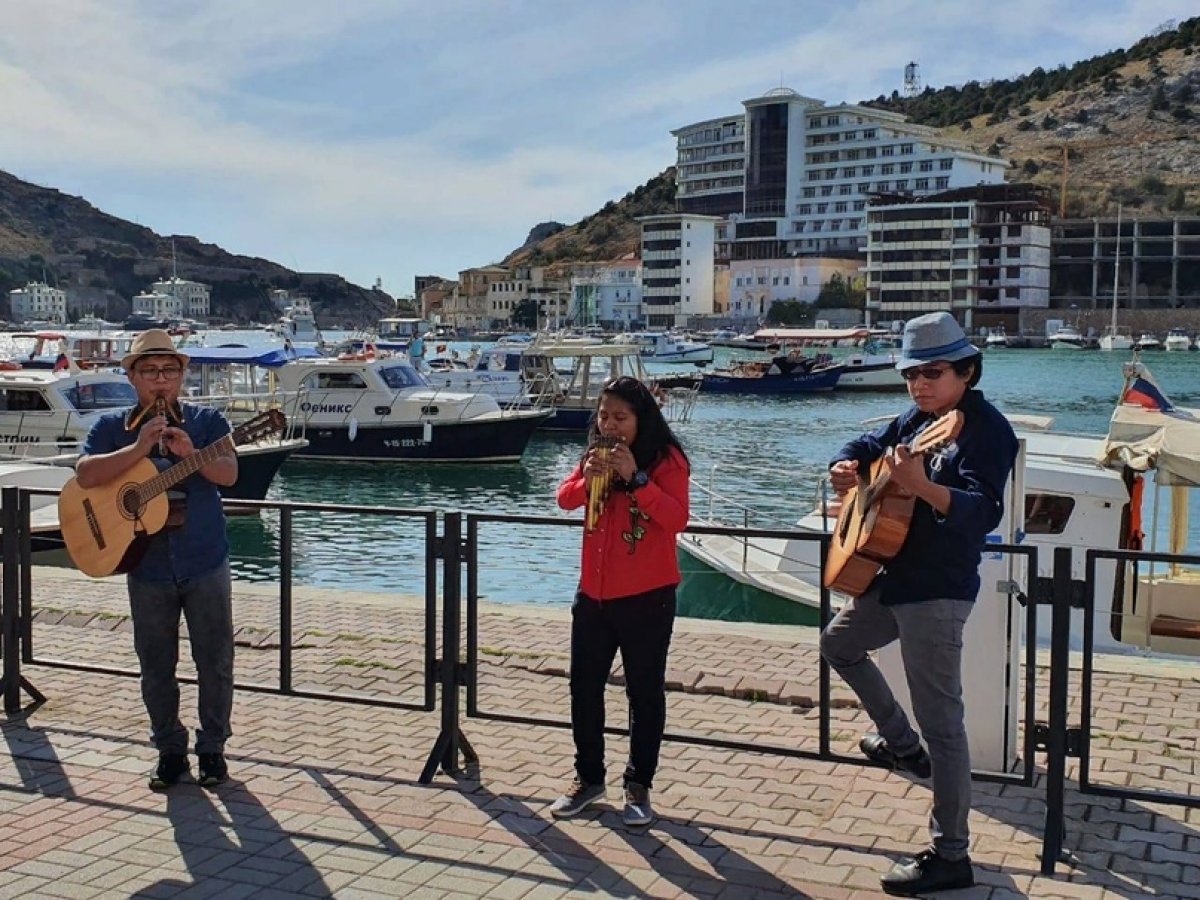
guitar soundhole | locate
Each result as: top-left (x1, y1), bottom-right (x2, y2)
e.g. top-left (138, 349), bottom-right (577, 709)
top-left (120, 486), bottom-right (142, 520)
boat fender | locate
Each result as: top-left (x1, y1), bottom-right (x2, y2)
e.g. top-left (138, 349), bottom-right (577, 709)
top-left (423, 421), bottom-right (433, 443)
top-left (348, 418), bottom-right (359, 442)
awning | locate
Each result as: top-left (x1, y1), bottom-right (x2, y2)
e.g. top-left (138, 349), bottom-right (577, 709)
top-left (1099, 403), bottom-right (1200, 488)
top-left (183, 346), bottom-right (322, 368)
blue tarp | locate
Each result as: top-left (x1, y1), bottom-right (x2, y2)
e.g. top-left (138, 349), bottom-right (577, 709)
top-left (183, 346), bottom-right (323, 368)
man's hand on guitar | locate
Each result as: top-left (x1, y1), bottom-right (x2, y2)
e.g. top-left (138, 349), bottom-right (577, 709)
top-left (882, 445), bottom-right (929, 494)
top-left (829, 459), bottom-right (859, 496)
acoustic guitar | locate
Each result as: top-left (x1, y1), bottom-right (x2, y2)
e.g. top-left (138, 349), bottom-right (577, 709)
top-left (58, 410), bottom-right (286, 578)
top-left (823, 410), bottom-right (965, 597)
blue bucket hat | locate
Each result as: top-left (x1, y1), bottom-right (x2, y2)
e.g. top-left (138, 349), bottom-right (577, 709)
top-left (895, 312), bottom-right (981, 371)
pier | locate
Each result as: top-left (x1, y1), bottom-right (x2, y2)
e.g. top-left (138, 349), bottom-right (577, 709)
top-left (1, 568), bottom-right (1197, 898)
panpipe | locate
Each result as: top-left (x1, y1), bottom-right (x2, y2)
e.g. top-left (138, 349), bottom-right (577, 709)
top-left (585, 435), bottom-right (620, 531)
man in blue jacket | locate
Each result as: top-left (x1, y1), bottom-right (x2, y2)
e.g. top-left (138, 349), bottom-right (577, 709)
top-left (822, 312), bottom-right (1018, 896)
top-left (76, 329), bottom-right (239, 790)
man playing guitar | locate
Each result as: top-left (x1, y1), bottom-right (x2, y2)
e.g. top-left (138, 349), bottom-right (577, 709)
top-left (821, 313), bottom-right (1018, 896)
top-left (75, 329), bottom-right (238, 790)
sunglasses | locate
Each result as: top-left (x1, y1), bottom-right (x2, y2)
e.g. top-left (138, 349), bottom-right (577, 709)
top-left (901, 365), bottom-right (951, 383)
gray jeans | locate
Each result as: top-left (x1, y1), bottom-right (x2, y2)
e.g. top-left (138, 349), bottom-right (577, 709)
top-left (128, 561), bottom-right (234, 756)
top-left (820, 588), bottom-right (974, 861)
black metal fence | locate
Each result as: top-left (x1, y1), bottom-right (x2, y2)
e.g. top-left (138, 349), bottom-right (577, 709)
top-left (2, 485), bottom-right (1197, 878)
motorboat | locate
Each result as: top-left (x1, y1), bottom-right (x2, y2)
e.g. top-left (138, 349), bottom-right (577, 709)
top-left (1134, 333), bottom-right (1162, 351)
top-left (269, 297), bottom-right (323, 344)
top-left (0, 363), bottom-right (305, 502)
top-left (611, 332), bottom-right (714, 364)
top-left (1049, 324), bottom-right (1086, 350)
top-left (1098, 326), bottom-right (1135, 352)
top-left (1164, 328), bottom-right (1193, 352)
top-left (699, 351), bottom-right (842, 395)
top-left (269, 355), bottom-right (548, 461)
top-left (985, 327), bottom-right (1010, 350)
top-left (677, 362), bottom-right (1200, 658)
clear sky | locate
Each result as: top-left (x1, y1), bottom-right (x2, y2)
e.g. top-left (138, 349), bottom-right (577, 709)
top-left (1, 1), bottom-right (1194, 298)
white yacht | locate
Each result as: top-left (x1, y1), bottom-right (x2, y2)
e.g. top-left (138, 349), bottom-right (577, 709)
top-left (611, 332), bottom-right (714, 364)
top-left (1134, 332), bottom-right (1162, 351)
top-left (985, 327), bottom-right (1010, 349)
top-left (1164, 328), bottom-right (1193, 352)
top-left (1049, 324), bottom-right (1086, 350)
top-left (270, 297), bottom-right (322, 344)
top-left (1098, 326), bottom-right (1134, 352)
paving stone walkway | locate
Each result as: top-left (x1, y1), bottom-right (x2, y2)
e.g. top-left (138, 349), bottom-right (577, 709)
top-left (0, 568), bottom-right (1197, 898)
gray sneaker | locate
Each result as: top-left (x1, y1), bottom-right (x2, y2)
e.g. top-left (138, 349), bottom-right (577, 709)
top-left (622, 782), bottom-right (653, 827)
top-left (550, 778), bottom-right (605, 819)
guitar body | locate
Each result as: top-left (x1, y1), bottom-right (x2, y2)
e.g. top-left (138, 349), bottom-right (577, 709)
top-left (57, 458), bottom-right (171, 578)
top-left (823, 410), bottom-right (966, 598)
top-left (824, 458), bottom-right (918, 596)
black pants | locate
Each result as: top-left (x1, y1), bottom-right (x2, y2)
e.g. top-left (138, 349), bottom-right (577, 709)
top-left (570, 585), bottom-right (676, 789)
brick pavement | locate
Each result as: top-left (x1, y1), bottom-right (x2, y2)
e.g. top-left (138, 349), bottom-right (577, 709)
top-left (0, 568), bottom-right (1198, 898)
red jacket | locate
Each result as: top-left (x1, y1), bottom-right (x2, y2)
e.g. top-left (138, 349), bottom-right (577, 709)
top-left (557, 446), bottom-right (690, 600)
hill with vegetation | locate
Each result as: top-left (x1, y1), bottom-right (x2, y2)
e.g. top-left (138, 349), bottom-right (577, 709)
top-left (503, 18), bottom-right (1200, 267)
top-left (0, 169), bottom-right (396, 325)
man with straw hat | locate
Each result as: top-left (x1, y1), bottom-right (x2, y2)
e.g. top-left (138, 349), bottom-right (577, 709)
top-left (821, 312), bottom-right (1018, 895)
top-left (76, 329), bottom-right (238, 790)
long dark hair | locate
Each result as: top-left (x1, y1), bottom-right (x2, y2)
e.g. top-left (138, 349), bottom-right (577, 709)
top-left (586, 376), bottom-right (689, 473)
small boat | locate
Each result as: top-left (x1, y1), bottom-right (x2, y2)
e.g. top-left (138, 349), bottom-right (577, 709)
top-left (1134, 333), bottom-right (1162, 351)
top-left (699, 352), bottom-right (842, 395)
top-left (1049, 324), bottom-right (1086, 350)
top-left (269, 297), bottom-right (323, 344)
top-left (611, 332), bottom-right (714, 364)
top-left (1164, 328), bottom-right (1192, 352)
top-left (985, 327), bottom-right (1010, 350)
top-left (1098, 326), bottom-right (1135, 352)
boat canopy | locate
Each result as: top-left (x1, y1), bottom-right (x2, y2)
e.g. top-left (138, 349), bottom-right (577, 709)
top-left (183, 346), bottom-right (322, 368)
top-left (1100, 403), bottom-right (1200, 488)
top-left (753, 327), bottom-right (872, 342)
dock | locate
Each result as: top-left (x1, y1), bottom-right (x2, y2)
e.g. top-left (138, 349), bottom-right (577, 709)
top-left (2, 568), bottom-right (1197, 898)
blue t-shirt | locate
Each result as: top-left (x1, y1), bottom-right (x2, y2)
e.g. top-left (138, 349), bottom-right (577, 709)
top-left (82, 403), bottom-right (231, 583)
top-left (830, 389), bottom-right (1019, 605)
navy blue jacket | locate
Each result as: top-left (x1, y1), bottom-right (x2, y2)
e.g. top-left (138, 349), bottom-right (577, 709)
top-left (82, 404), bottom-right (231, 583)
top-left (830, 389), bottom-right (1018, 605)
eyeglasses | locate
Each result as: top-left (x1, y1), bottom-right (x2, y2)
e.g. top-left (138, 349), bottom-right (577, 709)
top-left (901, 365), bottom-right (950, 383)
top-left (136, 366), bottom-right (183, 381)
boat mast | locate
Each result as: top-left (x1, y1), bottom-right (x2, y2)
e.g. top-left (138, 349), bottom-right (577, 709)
top-left (1110, 204), bottom-right (1122, 333)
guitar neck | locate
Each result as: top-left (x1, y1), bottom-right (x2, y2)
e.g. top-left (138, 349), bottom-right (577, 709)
top-left (142, 434), bottom-right (234, 500)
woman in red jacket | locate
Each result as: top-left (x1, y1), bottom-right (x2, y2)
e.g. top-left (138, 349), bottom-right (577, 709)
top-left (551, 376), bottom-right (690, 828)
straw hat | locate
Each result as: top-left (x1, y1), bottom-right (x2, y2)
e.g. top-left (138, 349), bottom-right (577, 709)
top-left (120, 329), bottom-right (190, 370)
top-left (895, 312), bottom-right (980, 371)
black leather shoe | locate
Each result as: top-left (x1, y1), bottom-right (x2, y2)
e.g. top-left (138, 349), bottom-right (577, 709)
top-left (149, 753), bottom-right (189, 791)
top-left (860, 734), bottom-right (933, 779)
top-left (881, 849), bottom-right (974, 896)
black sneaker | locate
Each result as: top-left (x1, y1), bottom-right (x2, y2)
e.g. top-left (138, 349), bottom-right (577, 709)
top-left (197, 752), bottom-right (228, 787)
top-left (549, 778), bottom-right (605, 819)
top-left (622, 782), bottom-right (653, 828)
top-left (881, 849), bottom-right (974, 896)
top-left (860, 734), bottom-right (933, 779)
top-left (149, 753), bottom-right (189, 791)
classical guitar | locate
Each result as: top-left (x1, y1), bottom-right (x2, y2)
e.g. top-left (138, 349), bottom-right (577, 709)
top-left (58, 410), bottom-right (285, 578)
top-left (823, 411), bottom-right (965, 597)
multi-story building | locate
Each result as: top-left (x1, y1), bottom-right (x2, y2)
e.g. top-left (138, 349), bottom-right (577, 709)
top-left (131, 289), bottom-right (186, 321)
top-left (419, 280), bottom-right (457, 323)
top-left (487, 267), bottom-right (571, 329)
top-left (864, 183), bottom-right (1052, 329)
top-left (8, 281), bottom-right (67, 324)
top-left (673, 88), bottom-right (1008, 260)
top-left (728, 258), bottom-right (862, 323)
top-left (153, 276), bottom-right (210, 319)
top-left (638, 214), bottom-right (720, 328)
top-left (1051, 216), bottom-right (1200, 310)
top-left (445, 266), bottom-right (509, 330)
top-left (570, 262), bottom-right (642, 329)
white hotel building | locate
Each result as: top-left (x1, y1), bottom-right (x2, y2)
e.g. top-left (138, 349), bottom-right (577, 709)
top-left (8, 282), bottom-right (67, 324)
top-left (673, 88), bottom-right (1009, 260)
top-left (570, 262), bottom-right (642, 328)
top-left (153, 276), bottom-right (211, 319)
top-left (638, 214), bottom-right (720, 329)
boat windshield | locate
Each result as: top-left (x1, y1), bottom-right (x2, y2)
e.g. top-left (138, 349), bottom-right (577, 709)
top-left (61, 381), bottom-right (137, 411)
top-left (378, 365), bottom-right (428, 389)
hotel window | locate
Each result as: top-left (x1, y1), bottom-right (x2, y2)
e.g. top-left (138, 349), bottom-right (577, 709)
top-left (858, 182), bottom-right (871, 192)
top-left (896, 180), bottom-right (908, 190)
top-left (919, 160), bottom-right (933, 172)
top-left (861, 165), bottom-right (874, 176)
top-left (797, 204), bottom-right (812, 214)
top-left (876, 181), bottom-right (888, 191)
top-left (826, 116), bottom-right (840, 126)
top-left (900, 144), bottom-right (914, 155)
top-left (835, 202), bottom-right (848, 212)
top-left (864, 128), bottom-right (877, 139)
top-left (881, 164), bottom-right (894, 175)
top-left (825, 168), bottom-right (838, 179)
top-left (915, 178), bottom-right (929, 190)
top-left (830, 221), bottom-right (841, 231)
top-left (803, 187), bottom-right (816, 198)
top-left (849, 219), bottom-right (861, 229)
top-left (808, 171), bottom-right (821, 181)
top-left (821, 186), bottom-right (834, 196)
top-left (939, 159), bottom-right (953, 170)
top-left (844, 167), bottom-right (857, 177)
top-left (839, 185), bottom-right (852, 195)
top-left (845, 149), bottom-right (860, 160)
top-left (899, 162), bottom-right (913, 173)
top-left (811, 152), bottom-right (825, 163)
top-left (936, 177), bottom-right (950, 189)
top-left (864, 147), bottom-right (877, 158)
top-left (772, 277), bottom-right (779, 285)
top-left (817, 203), bottom-right (828, 213)
top-left (783, 277), bottom-right (790, 285)
top-left (808, 118), bottom-right (821, 129)
top-left (844, 131), bottom-right (857, 140)
top-left (854, 200), bottom-right (866, 210)
top-left (881, 145), bottom-right (895, 156)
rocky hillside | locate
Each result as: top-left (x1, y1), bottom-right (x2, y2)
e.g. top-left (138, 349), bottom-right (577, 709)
top-left (0, 170), bottom-right (396, 325)
top-left (506, 19), bottom-right (1200, 266)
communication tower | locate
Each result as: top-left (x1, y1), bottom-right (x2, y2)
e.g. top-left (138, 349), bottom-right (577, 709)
top-left (903, 61), bottom-right (921, 98)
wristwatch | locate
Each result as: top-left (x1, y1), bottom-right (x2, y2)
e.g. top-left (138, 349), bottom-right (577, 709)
top-left (631, 470), bottom-right (650, 489)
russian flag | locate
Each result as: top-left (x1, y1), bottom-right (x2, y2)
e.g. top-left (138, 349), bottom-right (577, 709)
top-left (1122, 375), bottom-right (1174, 412)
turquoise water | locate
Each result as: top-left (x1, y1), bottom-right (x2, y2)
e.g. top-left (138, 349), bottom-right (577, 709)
top-left (217, 336), bottom-right (1200, 606)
